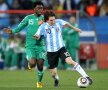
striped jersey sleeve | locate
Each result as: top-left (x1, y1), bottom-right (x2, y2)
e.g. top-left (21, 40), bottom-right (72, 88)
top-left (36, 23), bottom-right (44, 38)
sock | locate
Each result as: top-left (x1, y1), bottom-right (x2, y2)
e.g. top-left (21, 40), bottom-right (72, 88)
top-left (52, 74), bottom-right (59, 80)
top-left (73, 63), bottom-right (89, 78)
top-left (37, 70), bottom-right (44, 82)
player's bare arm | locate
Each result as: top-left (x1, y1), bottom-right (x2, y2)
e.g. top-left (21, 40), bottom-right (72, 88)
top-left (65, 22), bottom-right (82, 33)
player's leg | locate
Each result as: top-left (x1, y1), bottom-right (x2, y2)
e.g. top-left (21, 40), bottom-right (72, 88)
top-left (66, 57), bottom-right (93, 85)
top-left (36, 59), bottom-right (44, 88)
top-left (4, 49), bottom-right (13, 70)
top-left (50, 68), bottom-right (59, 87)
top-left (36, 47), bottom-right (46, 88)
top-left (26, 48), bottom-right (45, 88)
top-left (20, 52), bottom-right (26, 70)
top-left (28, 58), bottom-right (36, 69)
top-left (65, 57), bottom-right (89, 77)
top-left (25, 48), bottom-right (37, 70)
top-left (47, 52), bottom-right (59, 87)
top-left (60, 47), bottom-right (93, 85)
top-left (10, 52), bottom-right (19, 70)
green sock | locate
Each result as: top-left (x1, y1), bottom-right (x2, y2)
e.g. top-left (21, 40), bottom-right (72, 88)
top-left (37, 70), bottom-right (44, 82)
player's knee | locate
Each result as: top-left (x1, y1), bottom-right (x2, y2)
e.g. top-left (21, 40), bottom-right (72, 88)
top-left (29, 63), bottom-right (36, 68)
top-left (37, 59), bottom-right (44, 71)
top-left (65, 57), bottom-right (75, 65)
top-left (29, 58), bottom-right (36, 68)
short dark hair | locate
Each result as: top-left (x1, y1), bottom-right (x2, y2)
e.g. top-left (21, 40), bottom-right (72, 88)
top-left (33, 1), bottom-right (44, 8)
top-left (44, 11), bottom-right (56, 22)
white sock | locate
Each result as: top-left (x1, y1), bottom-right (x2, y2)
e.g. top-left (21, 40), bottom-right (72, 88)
top-left (53, 74), bottom-right (59, 80)
top-left (55, 74), bottom-right (59, 80)
top-left (73, 63), bottom-right (89, 78)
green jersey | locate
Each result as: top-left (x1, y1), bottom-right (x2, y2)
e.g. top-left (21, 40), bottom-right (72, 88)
top-left (63, 23), bottom-right (79, 49)
top-left (12, 14), bottom-right (44, 48)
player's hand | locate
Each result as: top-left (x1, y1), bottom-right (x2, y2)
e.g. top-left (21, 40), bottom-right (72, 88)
top-left (34, 35), bottom-right (39, 40)
top-left (38, 20), bottom-right (43, 25)
top-left (3, 27), bottom-right (12, 34)
top-left (34, 35), bottom-right (37, 39)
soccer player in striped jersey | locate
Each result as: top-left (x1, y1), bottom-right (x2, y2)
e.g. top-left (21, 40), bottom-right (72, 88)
top-left (3, 1), bottom-right (45, 88)
top-left (34, 11), bottom-right (93, 87)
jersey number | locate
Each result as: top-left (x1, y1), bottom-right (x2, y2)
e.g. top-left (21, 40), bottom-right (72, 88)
top-left (64, 52), bottom-right (70, 57)
top-left (29, 19), bottom-right (34, 25)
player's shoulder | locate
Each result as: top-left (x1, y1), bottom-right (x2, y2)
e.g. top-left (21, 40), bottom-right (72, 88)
top-left (23, 14), bottom-right (36, 21)
top-left (56, 19), bottom-right (65, 23)
top-left (39, 22), bottom-right (46, 28)
top-left (25, 14), bottom-right (34, 18)
top-left (39, 23), bottom-right (49, 30)
top-left (56, 19), bottom-right (62, 22)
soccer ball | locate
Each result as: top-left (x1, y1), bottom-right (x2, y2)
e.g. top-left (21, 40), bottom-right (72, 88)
top-left (77, 77), bottom-right (89, 88)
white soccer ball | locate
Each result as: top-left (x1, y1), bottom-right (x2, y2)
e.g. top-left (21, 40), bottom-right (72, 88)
top-left (77, 77), bottom-right (89, 88)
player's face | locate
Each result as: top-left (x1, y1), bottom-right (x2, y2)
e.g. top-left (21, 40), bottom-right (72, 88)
top-left (34, 5), bottom-right (43, 15)
top-left (70, 17), bottom-right (76, 23)
top-left (47, 16), bottom-right (55, 26)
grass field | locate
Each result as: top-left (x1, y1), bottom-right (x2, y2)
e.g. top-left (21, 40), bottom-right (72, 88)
top-left (0, 69), bottom-right (108, 90)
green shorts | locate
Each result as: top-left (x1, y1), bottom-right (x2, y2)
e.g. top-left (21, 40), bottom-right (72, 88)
top-left (25, 46), bottom-right (46, 61)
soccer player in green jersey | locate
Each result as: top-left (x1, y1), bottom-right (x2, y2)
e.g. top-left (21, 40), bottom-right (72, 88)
top-left (62, 16), bottom-right (80, 69)
top-left (3, 1), bottom-right (45, 88)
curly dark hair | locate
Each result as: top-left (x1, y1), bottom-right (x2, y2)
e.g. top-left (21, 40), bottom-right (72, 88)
top-left (33, 1), bottom-right (44, 8)
top-left (44, 10), bottom-right (56, 22)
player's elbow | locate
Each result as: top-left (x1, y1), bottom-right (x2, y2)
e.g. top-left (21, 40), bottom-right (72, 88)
top-left (64, 22), bottom-right (70, 27)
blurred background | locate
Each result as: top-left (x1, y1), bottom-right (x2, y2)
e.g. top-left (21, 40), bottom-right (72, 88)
top-left (0, 0), bottom-right (108, 71)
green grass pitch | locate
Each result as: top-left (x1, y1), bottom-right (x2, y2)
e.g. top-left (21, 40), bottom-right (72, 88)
top-left (0, 69), bottom-right (108, 90)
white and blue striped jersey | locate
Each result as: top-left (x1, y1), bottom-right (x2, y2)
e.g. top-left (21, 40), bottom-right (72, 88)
top-left (36, 19), bottom-right (67, 52)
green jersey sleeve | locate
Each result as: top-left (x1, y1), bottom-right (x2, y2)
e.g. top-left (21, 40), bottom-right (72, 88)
top-left (12, 16), bottom-right (28, 34)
